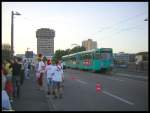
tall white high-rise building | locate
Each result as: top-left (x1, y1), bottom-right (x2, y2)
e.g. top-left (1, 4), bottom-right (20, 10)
top-left (36, 28), bottom-right (55, 56)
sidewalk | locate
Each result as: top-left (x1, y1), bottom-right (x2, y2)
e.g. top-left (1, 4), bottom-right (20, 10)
top-left (11, 74), bottom-right (50, 111)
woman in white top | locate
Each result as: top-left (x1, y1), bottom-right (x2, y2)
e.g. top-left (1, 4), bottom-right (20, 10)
top-left (37, 54), bottom-right (45, 90)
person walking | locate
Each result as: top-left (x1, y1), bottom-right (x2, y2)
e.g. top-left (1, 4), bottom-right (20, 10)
top-left (12, 57), bottom-right (22, 98)
top-left (60, 60), bottom-right (64, 87)
top-left (24, 60), bottom-right (29, 79)
top-left (35, 59), bottom-right (40, 88)
top-left (52, 60), bottom-right (64, 99)
top-left (4, 59), bottom-right (13, 102)
top-left (28, 62), bottom-right (31, 78)
top-left (18, 58), bottom-right (24, 86)
top-left (37, 54), bottom-right (45, 90)
top-left (45, 59), bottom-right (54, 95)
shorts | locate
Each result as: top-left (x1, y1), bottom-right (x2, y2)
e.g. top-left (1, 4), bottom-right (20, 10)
top-left (53, 81), bottom-right (62, 89)
top-left (47, 78), bottom-right (53, 87)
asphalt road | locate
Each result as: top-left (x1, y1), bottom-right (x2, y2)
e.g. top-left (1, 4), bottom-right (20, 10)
top-left (43, 68), bottom-right (148, 111)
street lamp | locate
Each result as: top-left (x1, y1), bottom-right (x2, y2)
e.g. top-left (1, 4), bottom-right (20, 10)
top-left (11, 11), bottom-right (21, 58)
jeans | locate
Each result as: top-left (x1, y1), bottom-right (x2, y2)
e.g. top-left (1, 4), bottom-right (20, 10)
top-left (47, 78), bottom-right (53, 91)
top-left (12, 76), bottom-right (20, 97)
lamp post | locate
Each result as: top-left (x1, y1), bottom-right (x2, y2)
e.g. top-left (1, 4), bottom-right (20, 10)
top-left (11, 11), bottom-right (21, 58)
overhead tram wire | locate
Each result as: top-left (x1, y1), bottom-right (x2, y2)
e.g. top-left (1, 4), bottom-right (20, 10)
top-left (108, 23), bottom-right (146, 36)
top-left (98, 23), bottom-right (147, 41)
top-left (88, 11), bottom-right (147, 37)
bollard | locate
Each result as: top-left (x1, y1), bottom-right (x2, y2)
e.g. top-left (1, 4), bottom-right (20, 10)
top-left (96, 83), bottom-right (101, 93)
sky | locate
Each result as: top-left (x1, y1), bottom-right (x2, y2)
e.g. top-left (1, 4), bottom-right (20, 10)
top-left (2, 2), bottom-right (148, 55)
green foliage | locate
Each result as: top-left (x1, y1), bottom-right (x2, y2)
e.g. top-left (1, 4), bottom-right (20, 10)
top-left (70, 46), bottom-right (86, 54)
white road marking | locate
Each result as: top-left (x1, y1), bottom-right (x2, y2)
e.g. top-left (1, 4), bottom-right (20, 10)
top-left (102, 90), bottom-right (134, 106)
top-left (76, 79), bottom-right (88, 84)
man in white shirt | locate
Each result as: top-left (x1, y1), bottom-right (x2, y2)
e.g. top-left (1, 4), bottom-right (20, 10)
top-left (45, 59), bottom-right (54, 95)
top-left (52, 60), bottom-right (64, 99)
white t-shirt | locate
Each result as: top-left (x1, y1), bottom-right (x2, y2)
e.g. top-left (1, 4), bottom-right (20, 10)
top-left (38, 61), bottom-right (45, 73)
top-left (52, 65), bottom-right (63, 82)
top-left (45, 65), bottom-right (54, 79)
top-left (2, 90), bottom-right (12, 110)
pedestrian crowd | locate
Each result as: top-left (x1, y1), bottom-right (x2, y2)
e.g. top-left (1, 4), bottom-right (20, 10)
top-left (2, 53), bottom-right (65, 111)
top-left (35, 54), bottom-right (64, 99)
top-left (2, 56), bottom-right (34, 111)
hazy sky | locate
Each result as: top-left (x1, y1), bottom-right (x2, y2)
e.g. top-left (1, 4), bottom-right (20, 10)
top-left (2, 2), bottom-right (148, 54)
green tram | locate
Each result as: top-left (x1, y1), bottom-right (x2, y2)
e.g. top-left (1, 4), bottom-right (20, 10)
top-left (62, 48), bottom-right (114, 72)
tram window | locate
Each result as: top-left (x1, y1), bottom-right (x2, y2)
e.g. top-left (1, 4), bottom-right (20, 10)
top-left (88, 53), bottom-right (92, 59)
top-left (100, 53), bottom-right (112, 60)
top-left (95, 52), bottom-right (100, 59)
top-left (82, 54), bottom-right (86, 59)
top-left (77, 55), bottom-right (81, 60)
top-left (80, 55), bottom-right (83, 60)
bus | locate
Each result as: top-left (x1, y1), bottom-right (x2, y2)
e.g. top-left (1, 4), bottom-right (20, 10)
top-left (62, 48), bottom-right (113, 72)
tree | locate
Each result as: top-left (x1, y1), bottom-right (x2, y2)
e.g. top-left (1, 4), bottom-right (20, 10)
top-left (65, 49), bottom-right (71, 55)
top-left (52, 49), bottom-right (66, 63)
top-left (70, 46), bottom-right (86, 53)
top-left (2, 44), bottom-right (11, 62)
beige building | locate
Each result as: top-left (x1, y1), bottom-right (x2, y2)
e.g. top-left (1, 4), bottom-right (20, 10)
top-left (36, 28), bottom-right (55, 56)
top-left (82, 39), bottom-right (97, 50)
